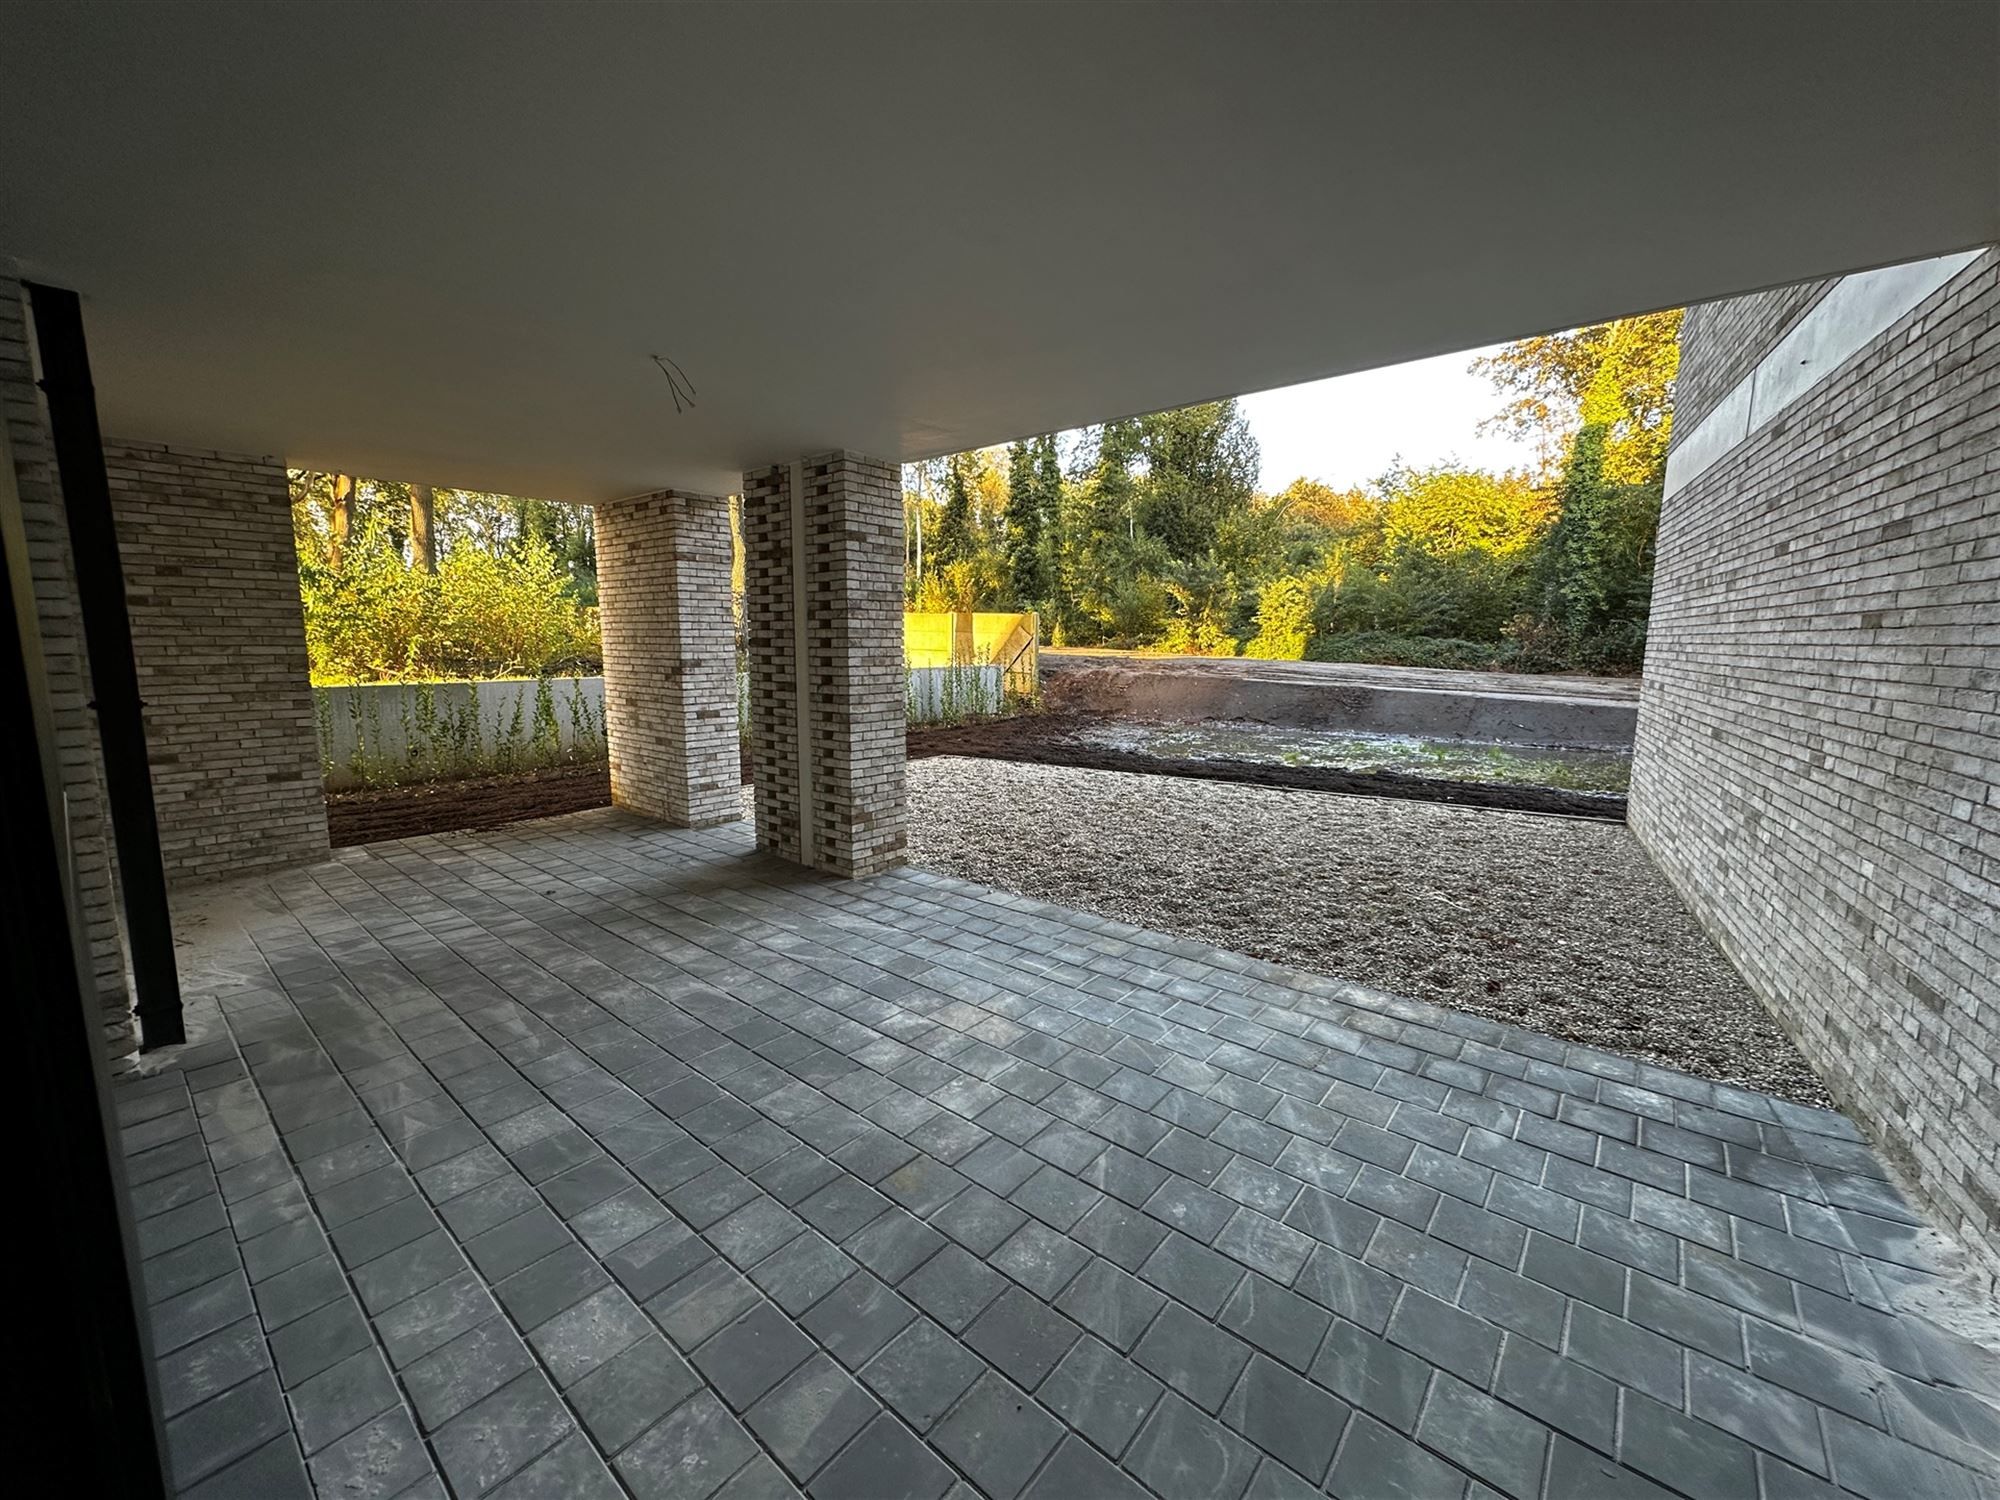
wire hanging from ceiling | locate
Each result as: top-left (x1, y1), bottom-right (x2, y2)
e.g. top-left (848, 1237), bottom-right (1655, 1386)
top-left (650, 353), bottom-right (697, 414)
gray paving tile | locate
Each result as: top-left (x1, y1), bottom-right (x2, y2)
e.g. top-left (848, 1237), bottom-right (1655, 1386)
top-left (182, 1433), bottom-right (314, 1500)
top-left (1566, 1301), bottom-right (1685, 1406)
top-left (138, 817), bottom-right (2000, 1500)
top-left (1310, 1317), bottom-right (1433, 1433)
top-left (1140, 1231), bottom-right (1245, 1315)
top-left (813, 1412), bottom-right (957, 1500)
top-left (1123, 1392), bottom-right (1262, 1500)
top-left (989, 1220), bottom-right (1091, 1298)
top-left (962, 1285), bottom-right (1083, 1390)
top-left (1223, 1353), bottom-right (1350, 1483)
top-left (1619, 1388), bottom-right (1759, 1500)
top-left (1056, 1257), bottom-right (1168, 1352)
top-left (405, 1316), bottom-right (535, 1430)
top-left (488, 1430), bottom-right (625, 1500)
top-left (694, 1300), bottom-right (817, 1410)
top-left (1387, 1288), bottom-right (1500, 1389)
top-left (1134, 1302), bottom-right (1254, 1414)
top-left (903, 1242), bottom-right (1007, 1331)
top-left (614, 1389), bottom-right (756, 1499)
top-left (800, 1272), bottom-right (916, 1369)
top-left (288, 1347), bottom-right (400, 1454)
top-left (267, 1297), bottom-right (372, 1389)
top-left (159, 1317), bottom-right (273, 1418)
top-left (1688, 1352), bottom-right (1830, 1476)
top-left (305, 1411), bottom-right (435, 1500)
top-left (751, 1230), bottom-right (859, 1313)
top-left (1040, 1333), bottom-right (1164, 1457)
top-left (745, 1352), bottom-right (880, 1483)
top-left (649, 1257), bottom-right (761, 1350)
top-left (530, 1283), bottom-right (650, 1388)
top-left (1326, 1412), bottom-right (1470, 1500)
top-left (1219, 1271), bottom-right (1332, 1372)
top-left (570, 1332), bottom-right (701, 1454)
top-left (859, 1317), bottom-right (986, 1432)
top-left (932, 1372), bottom-right (1064, 1500)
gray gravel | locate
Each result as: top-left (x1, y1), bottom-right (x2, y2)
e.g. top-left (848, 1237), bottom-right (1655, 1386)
top-left (906, 757), bottom-right (1832, 1107)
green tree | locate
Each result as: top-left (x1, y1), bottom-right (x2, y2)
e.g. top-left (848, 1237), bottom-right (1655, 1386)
top-left (1472, 309), bottom-right (1682, 483)
top-left (1005, 436), bottom-right (1055, 606)
top-left (1133, 400), bottom-right (1260, 560)
top-left (932, 452), bottom-right (977, 571)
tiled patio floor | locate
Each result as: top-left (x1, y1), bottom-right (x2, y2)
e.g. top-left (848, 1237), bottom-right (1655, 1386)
top-left (117, 810), bottom-right (1999, 1500)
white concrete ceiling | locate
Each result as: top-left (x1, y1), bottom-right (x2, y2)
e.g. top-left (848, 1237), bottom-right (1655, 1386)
top-left (2, 1), bottom-right (1995, 502)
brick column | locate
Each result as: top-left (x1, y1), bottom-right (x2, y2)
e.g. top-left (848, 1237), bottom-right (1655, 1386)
top-left (742, 452), bottom-right (906, 877)
top-left (595, 490), bottom-right (742, 828)
top-left (105, 441), bottom-right (329, 884)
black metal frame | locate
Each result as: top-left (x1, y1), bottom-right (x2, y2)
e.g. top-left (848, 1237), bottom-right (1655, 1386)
top-left (26, 281), bottom-right (183, 1048)
top-left (0, 406), bottom-right (170, 1493)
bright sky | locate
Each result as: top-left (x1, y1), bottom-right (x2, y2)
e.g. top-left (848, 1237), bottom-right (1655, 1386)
top-left (1237, 344), bottom-right (1540, 493)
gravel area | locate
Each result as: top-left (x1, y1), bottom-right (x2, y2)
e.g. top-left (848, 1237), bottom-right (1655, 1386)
top-left (907, 756), bottom-right (1832, 1107)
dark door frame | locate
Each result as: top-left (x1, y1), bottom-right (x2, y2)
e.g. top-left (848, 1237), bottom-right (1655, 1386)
top-left (0, 380), bottom-right (170, 1492)
top-left (26, 280), bottom-right (184, 1048)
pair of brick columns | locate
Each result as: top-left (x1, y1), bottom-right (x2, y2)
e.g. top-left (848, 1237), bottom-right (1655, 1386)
top-left (595, 452), bottom-right (906, 878)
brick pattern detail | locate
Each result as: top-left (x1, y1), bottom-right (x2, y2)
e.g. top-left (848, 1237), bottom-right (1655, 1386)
top-left (595, 489), bottom-right (742, 828)
top-left (1, 276), bottom-right (130, 1054)
top-left (803, 452), bottom-right (908, 877)
top-left (742, 453), bottom-right (907, 878)
top-left (742, 463), bottom-right (803, 863)
top-left (103, 441), bottom-right (329, 884)
top-left (1671, 277), bottom-right (1837, 439)
top-left (1632, 251), bottom-right (1999, 1262)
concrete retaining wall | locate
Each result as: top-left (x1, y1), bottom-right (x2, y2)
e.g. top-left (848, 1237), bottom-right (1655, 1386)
top-left (906, 664), bottom-right (1005, 724)
top-left (317, 676), bottom-right (605, 788)
top-left (1043, 654), bottom-right (1638, 748)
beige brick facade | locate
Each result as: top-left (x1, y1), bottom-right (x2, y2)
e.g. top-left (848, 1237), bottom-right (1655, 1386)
top-left (596, 489), bottom-right (742, 828)
top-left (104, 441), bottom-right (329, 885)
top-left (1633, 251), bottom-right (1999, 1261)
top-left (743, 452), bottom-right (906, 878)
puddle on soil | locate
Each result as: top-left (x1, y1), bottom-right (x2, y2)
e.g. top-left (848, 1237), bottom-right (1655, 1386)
top-left (1067, 718), bottom-right (1632, 794)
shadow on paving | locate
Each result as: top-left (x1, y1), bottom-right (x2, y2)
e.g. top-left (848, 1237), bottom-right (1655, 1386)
top-left (121, 808), bottom-right (1999, 1499)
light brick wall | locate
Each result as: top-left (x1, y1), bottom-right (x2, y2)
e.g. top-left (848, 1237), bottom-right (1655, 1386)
top-left (743, 453), bottom-right (907, 877)
top-left (102, 441), bottom-right (328, 885)
top-left (1, 275), bottom-right (131, 1055)
top-left (1632, 251), bottom-right (1999, 1260)
top-left (1672, 277), bottom-right (1836, 435)
top-left (595, 489), bottom-right (742, 828)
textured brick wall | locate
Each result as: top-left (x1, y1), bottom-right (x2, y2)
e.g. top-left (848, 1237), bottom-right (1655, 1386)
top-left (596, 489), bottom-right (742, 828)
top-left (1, 275), bottom-right (131, 1054)
top-left (1672, 278), bottom-right (1836, 436)
top-left (1632, 251), bottom-right (1999, 1261)
top-left (743, 463), bottom-right (804, 863)
top-left (102, 441), bottom-right (328, 885)
top-left (743, 453), bottom-right (907, 877)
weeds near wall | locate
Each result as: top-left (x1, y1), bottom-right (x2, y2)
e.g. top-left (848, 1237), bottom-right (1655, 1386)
top-left (317, 674), bottom-right (607, 788)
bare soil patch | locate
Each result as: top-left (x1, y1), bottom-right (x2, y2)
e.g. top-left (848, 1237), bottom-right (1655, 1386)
top-left (326, 763), bottom-right (611, 846)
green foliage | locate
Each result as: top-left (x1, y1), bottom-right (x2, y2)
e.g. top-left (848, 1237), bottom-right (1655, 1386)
top-left (294, 473), bottom-right (600, 684)
top-left (1243, 576), bottom-right (1314, 660)
top-left (899, 307), bottom-right (1678, 677)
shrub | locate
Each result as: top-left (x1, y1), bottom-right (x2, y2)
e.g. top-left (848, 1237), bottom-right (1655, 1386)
top-left (1243, 576), bottom-right (1314, 660)
top-left (301, 532), bottom-right (598, 684)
